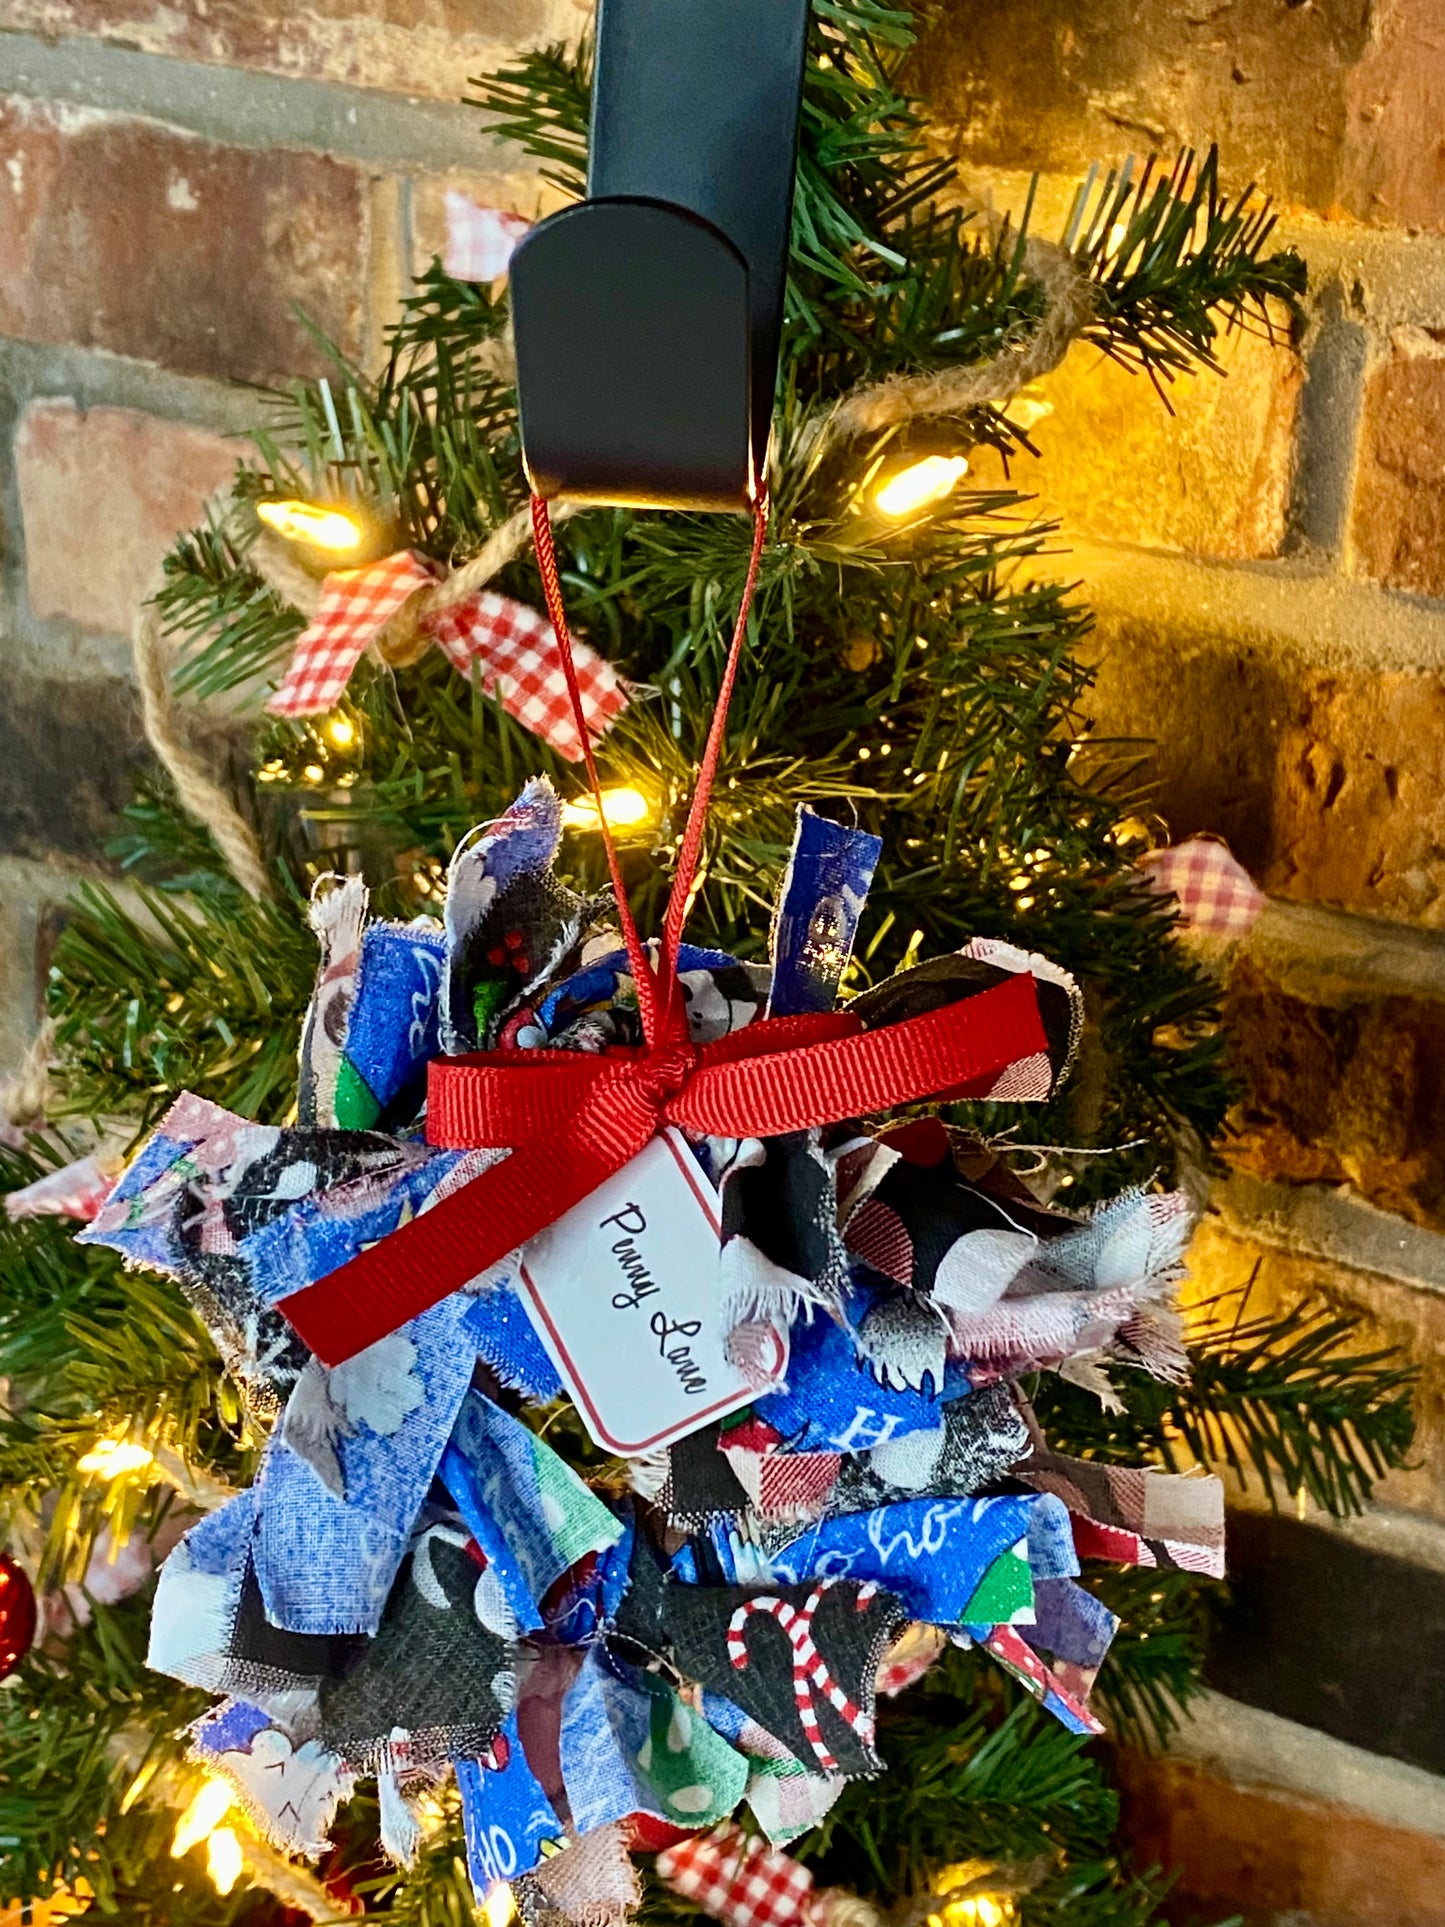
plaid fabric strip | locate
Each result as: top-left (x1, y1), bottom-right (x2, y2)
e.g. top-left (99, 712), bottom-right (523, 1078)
top-left (1018, 1447), bottom-right (1226, 1579)
top-left (425, 590), bottom-right (629, 761)
top-left (1070, 1518), bottom-right (1153, 1568)
top-left (267, 552), bottom-right (436, 717)
top-left (657, 1823), bottom-right (815, 1927)
top-left (719, 1438), bottom-right (841, 1522)
top-left (443, 193), bottom-right (532, 282)
top-left (1071, 1517), bottom-right (1225, 1578)
top-left (982, 1624), bottom-right (1103, 1736)
top-left (1139, 836), bottom-right (1265, 939)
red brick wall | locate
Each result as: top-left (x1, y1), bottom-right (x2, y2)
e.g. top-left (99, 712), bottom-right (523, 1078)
top-left (916, 5), bottom-right (1445, 1912)
top-left (0, 0), bottom-right (574, 1068)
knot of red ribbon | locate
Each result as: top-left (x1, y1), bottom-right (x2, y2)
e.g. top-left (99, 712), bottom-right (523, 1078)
top-left (632, 1043), bottom-right (699, 1106)
top-left (276, 497), bottom-right (1051, 1369)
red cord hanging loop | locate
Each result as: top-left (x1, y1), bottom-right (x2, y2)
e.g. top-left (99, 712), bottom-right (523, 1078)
top-left (529, 493), bottom-right (769, 1047)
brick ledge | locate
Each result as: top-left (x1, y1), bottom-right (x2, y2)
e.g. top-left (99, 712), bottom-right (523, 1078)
top-left (1144, 1686), bottom-right (1445, 1840)
top-left (1053, 536), bottom-right (1445, 672)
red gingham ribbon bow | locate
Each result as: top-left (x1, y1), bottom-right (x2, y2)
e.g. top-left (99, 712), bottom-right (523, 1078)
top-left (265, 553), bottom-right (628, 759)
top-left (656, 1825), bottom-right (823, 1927)
top-left (427, 589), bottom-right (628, 756)
top-left (1138, 835), bottom-right (1265, 939)
top-left (443, 194), bottom-right (532, 282)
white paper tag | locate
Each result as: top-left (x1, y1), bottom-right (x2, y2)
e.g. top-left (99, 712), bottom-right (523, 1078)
top-left (514, 1128), bottom-right (779, 1456)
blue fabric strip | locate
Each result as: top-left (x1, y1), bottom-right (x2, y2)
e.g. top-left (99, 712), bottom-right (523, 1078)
top-left (254, 1294), bottom-right (479, 1636)
top-left (719, 1493), bottom-right (1041, 1626)
top-left (458, 1711), bottom-right (564, 1889)
top-left (768, 808), bottom-right (881, 1018)
top-left (754, 1309), bottom-right (970, 1450)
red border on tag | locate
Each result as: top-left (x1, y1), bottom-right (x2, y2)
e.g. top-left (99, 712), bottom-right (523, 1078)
top-left (655, 1126), bottom-right (724, 1235)
top-left (514, 1129), bottom-right (764, 1456)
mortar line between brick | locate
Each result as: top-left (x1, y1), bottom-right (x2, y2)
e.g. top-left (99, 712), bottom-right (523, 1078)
top-left (1213, 1172), bottom-right (1445, 1298)
top-left (0, 338), bottom-right (265, 435)
top-left (0, 29), bottom-right (520, 173)
top-left (1283, 288), bottom-right (1368, 559)
top-left (1242, 899), bottom-right (1445, 1009)
top-left (1036, 536), bottom-right (1445, 674)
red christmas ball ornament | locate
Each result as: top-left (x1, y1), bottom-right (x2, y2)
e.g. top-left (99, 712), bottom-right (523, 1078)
top-left (0, 1553), bottom-right (37, 1678)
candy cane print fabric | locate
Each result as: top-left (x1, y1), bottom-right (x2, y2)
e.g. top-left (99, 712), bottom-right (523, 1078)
top-left (726, 1584), bottom-right (881, 1772)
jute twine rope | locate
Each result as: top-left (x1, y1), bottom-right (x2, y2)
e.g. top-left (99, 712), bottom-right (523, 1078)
top-left (824, 237), bottom-right (1095, 445)
top-left (373, 497), bottom-right (581, 664)
top-left (133, 602), bottom-right (272, 903)
top-left (0, 1019), bottom-right (55, 1127)
top-left (818, 1893), bottom-right (887, 1927)
top-left (134, 239), bottom-right (1091, 902)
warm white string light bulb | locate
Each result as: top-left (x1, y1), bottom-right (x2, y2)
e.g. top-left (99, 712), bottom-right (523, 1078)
top-left (77, 1435), bottom-right (155, 1480)
top-left (483, 1882), bottom-right (517, 1927)
top-left (560, 787), bottom-right (652, 830)
top-left (873, 455), bottom-right (969, 519)
top-left (171, 1777), bottom-right (251, 1897)
top-left (926, 1863), bottom-right (1016, 1927)
top-left (256, 499), bottom-right (363, 554)
top-left (171, 1779), bottom-right (233, 1859)
top-left (205, 1827), bottom-right (244, 1897)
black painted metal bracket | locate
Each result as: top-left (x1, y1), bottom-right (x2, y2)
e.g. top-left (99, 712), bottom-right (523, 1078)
top-left (511, 0), bottom-right (811, 512)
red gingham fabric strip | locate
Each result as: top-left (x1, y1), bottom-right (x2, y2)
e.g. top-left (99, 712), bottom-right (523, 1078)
top-left (424, 589), bottom-right (629, 760)
top-left (1139, 837), bottom-right (1265, 939)
top-left (443, 193), bottom-right (532, 282)
top-left (267, 552), bottom-right (436, 718)
top-left (657, 1824), bottom-right (815, 1927)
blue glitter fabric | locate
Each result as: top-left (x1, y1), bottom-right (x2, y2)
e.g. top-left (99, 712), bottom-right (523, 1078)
top-left (768, 808), bottom-right (881, 1018)
top-left (753, 1306), bottom-right (972, 1452)
top-left (439, 1389), bottom-right (622, 1635)
top-left (462, 1286), bottom-right (565, 1401)
top-left (342, 918), bottom-right (446, 1123)
top-left (254, 1292), bottom-right (481, 1636)
top-left (458, 1711), bottom-right (564, 1886)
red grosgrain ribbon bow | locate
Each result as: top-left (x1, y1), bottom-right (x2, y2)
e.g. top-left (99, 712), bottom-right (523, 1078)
top-left (277, 497), bottom-right (1049, 1368)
